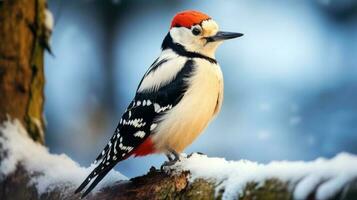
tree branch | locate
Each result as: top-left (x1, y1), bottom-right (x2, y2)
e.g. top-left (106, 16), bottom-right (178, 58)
top-left (1, 164), bottom-right (357, 200)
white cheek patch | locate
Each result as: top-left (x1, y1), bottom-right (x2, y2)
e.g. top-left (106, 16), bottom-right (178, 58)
top-left (169, 21), bottom-right (220, 57)
top-left (170, 27), bottom-right (195, 46)
top-left (170, 27), bottom-right (200, 52)
top-left (201, 19), bottom-right (219, 37)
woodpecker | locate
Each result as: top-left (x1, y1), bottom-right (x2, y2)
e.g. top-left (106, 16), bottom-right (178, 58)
top-left (75, 10), bottom-right (243, 198)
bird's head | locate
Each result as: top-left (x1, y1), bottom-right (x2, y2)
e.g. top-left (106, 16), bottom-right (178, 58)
top-left (164, 10), bottom-right (243, 58)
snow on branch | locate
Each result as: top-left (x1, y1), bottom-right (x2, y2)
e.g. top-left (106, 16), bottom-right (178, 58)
top-left (171, 152), bottom-right (357, 199)
top-left (0, 120), bottom-right (357, 200)
top-left (0, 120), bottom-right (126, 195)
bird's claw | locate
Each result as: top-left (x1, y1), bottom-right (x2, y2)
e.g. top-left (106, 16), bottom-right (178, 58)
top-left (161, 160), bottom-right (178, 170)
top-left (187, 152), bottom-right (206, 158)
top-left (162, 150), bottom-right (183, 171)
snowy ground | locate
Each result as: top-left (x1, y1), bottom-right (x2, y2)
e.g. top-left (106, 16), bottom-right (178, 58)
top-left (0, 120), bottom-right (127, 195)
top-left (1, 120), bottom-right (356, 199)
top-left (173, 153), bottom-right (357, 200)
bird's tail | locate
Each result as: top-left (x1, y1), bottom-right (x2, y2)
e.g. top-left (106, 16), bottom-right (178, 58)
top-left (74, 166), bottom-right (97, 196)
top-left (74, 162), bottom-right (115, 199)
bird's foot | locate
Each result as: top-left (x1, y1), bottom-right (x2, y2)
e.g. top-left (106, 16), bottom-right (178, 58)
top-left (162, 148), bottom-right (185, 171)
top-left (166, 148), bottom-right (186, 161)
top-left (161, 160), bottom-right (177, 168)
top-left (187, 152), bottom-right (206, 158)
top-left (161, 160), bottom-right (179, 171)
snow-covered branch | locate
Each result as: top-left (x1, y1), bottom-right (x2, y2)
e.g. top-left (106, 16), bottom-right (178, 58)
top-left (0, 120), bottom-right (126, 199)
top-left (1, 120), bottom-right (357, 200)
top-left (171, 152), bottom-right (357, 200)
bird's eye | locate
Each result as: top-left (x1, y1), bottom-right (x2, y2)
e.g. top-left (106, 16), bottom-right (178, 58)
top-left (192, 27), bottom-right (202, 36)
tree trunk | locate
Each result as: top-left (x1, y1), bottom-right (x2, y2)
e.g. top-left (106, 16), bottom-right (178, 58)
top-left (0, 0), bottom-right (46, 144)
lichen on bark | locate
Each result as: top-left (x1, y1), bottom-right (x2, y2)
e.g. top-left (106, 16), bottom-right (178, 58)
top-left (25, 0), bottom-right (48, 144)
top-left (240, 179), bottom-right (291, 200)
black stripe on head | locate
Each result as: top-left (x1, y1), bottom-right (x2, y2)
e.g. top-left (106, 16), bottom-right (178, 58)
top-left (161, 33), bottom-right (217, 64)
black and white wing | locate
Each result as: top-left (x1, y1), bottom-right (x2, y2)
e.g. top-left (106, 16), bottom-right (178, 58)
top-left (75, 58), bottom-right (195, 198)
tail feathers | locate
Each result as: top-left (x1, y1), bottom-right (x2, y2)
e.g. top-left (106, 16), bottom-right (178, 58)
top-left (75, 161), bottom-right (117, 199)
top-left (94, 152), bottom-right (105, 164)
top-left (93, 134), bottom-right (116, 164)
top-left (74, 168), bottom-right (97, 195)
top-left (80, 167), bottom-right (112, 199)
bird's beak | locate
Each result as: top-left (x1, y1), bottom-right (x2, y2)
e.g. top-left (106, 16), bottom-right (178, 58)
top-left (206, 31), bottom-right (243, 42)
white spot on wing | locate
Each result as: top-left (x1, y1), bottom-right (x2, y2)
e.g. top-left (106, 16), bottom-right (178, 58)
top-left (122, 118), bottom-right (146, 128)
top-left (154, 104), bottom-right (172, 113)
top-left (150, 123), bottom-right (157, 131)
top-left (133, 131), bottom-right (146, 138)
top-left (114, 140), bottom-right (118, 154)
top-left (154, 103), bottom-right (161, 112)
top-left (147, 100), bottom-right (152, 106)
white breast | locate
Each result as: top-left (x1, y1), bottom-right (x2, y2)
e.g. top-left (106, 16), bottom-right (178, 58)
top-left (152, 58), bottom-right (224, 153)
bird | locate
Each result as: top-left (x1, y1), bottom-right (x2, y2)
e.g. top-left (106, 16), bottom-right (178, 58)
top-left (75, 10), bottom-right (243, 198)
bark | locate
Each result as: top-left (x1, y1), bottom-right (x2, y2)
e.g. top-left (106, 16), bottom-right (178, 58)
top-left (0, 0), bottom-right (46, 143)
top-left (1, 165), bottom-right (357, 200)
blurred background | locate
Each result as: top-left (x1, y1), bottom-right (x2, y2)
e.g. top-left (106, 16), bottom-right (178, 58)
top-left (45, 0), bottom-right (357, 178)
